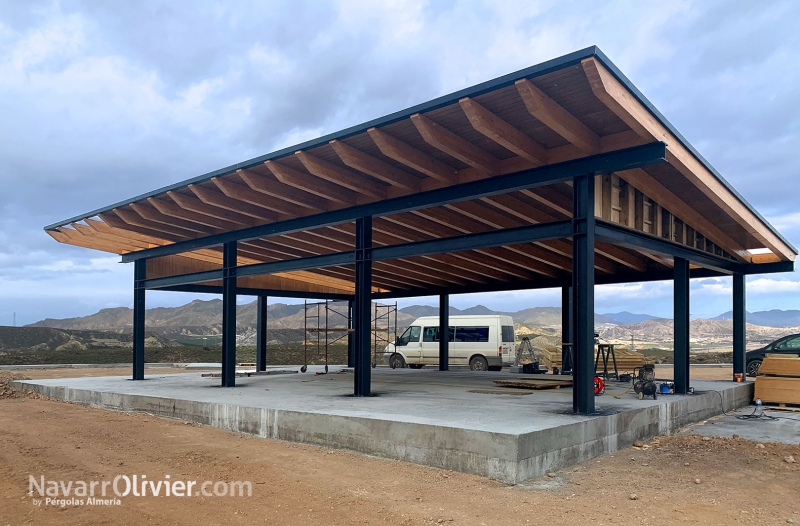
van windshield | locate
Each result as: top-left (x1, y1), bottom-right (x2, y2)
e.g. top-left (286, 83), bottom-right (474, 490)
top-left (396, 326), bottom-right (421, 346)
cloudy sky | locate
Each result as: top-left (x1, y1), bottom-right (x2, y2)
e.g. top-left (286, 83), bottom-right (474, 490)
top-left (1, 0), bottom-right (799, 325)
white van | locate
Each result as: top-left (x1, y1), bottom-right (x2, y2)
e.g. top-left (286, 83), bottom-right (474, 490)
top-left (384, 315), bottom-right (516, 371)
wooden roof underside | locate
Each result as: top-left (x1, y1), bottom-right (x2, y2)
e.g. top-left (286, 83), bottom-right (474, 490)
top-left (46, 56), bottom-right (796, 297)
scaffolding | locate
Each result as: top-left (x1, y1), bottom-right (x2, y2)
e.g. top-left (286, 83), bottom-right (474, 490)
top-left (303, 300), bottom-right (398, 371)
top-left (303, 300), bottom-right (351, 373)
top-left (372, 302), bottom-right (398, 368)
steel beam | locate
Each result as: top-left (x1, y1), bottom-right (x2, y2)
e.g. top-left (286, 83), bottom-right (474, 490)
top-left (674, 257), bottom-right (690, 394)
top-left (561, 285), bottom-right (573, 374)
top-left (221, 242), bottom-right (237, 387)
top-left (370, 263), bottom-right (788, 299)
top-left (142, 269), bottom-right (223, 290)
top-left (154, 284), bottom-right (353, 300)
top-left (132, 259), bottom-right (146, 381)
top-left (572, 173), bottom-right (596, 414)
top-left (235, 252), bottom-right (355, 278)
top-left (353, 217), bottom-right (373, 397)
top-left (256, 296), bottom-right (268, 372)
top-left (595, 221), bottom-right (740, 274)
top-left (732, 274), bottom-right (746, 380)
top-left (120, 143), bottom-right (667, 263)
top-left (145, 220), bottom-right (572, 290)
top-left (372, 220), bottom-right (573, 261)
top-left (439, 294), bottom-right (449, 371)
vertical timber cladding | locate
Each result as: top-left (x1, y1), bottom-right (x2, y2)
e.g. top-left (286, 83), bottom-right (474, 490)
top-left (597, 174), bottom-right (735, 260)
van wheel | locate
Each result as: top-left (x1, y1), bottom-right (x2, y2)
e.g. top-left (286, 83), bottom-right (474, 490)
top-left (469, 356), bottom-right (489, 371)
top-left (389, 353), bottom-right (406, 369)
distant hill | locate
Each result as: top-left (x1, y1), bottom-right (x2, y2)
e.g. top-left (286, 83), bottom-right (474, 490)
top-left (26, 299), bottom-right (303, 331)
top-left (602, 311), bottom-right (662, 325)
top-left (398, 305), bottom-right (440, 318)
top-left (713, 309), bottom-right (800, 328)
top-left (23, 299), bottom-right (800, 348)
top-left (458, 305), bottom-right (497, 315)
top-left (0, 326), bottom-right (175, 352)
top-left (30, 300), bottom-right (622, 336)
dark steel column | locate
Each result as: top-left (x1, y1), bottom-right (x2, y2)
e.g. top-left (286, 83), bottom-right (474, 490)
top-left (354, 217), bottom-right (373, 396)
top-left (439, 294), bottom-right (449, 371)
top-left (561, 285), bottom-right (573, 374)
top-left (674, 257), bottom-right (690, 394)
top-left (572, 173), bottom-right (596, 414)
top-left (221, 241), bottom-right (238, 387)
top-left (347, 300), bottom-right (355, 367)
top-left (132, 259), bottom-right (146, 380)
top-left (256, 296), bottom-right (268, 372)
top-left (732, 273), bottom-right (746, 380)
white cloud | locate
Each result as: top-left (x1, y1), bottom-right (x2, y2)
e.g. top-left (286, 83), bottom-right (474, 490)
top-left (2, 0), bottom-right (800, 324)
top-left (748, 278), bottom-right (800, 295)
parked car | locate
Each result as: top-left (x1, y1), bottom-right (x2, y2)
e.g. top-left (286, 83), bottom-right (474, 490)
top-left (383, 315), bottom-right (516, 371)
top-left (746, 333), bottom-right (800, 376)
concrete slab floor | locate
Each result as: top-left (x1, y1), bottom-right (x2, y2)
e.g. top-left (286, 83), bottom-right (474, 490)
top-left (13, 366), bottom-right (737, 431)
top-left (12, 366), bottom-right (755, 483)
top-left (685, 407), bottom-right (800, 444)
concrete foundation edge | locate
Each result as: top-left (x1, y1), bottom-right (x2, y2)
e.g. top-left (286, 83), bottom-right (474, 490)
top-left (11, 380), bottom-right (753, 484)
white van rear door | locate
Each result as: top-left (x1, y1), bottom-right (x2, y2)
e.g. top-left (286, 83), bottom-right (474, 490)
top-left (500, 324), bottom-right (515, 364)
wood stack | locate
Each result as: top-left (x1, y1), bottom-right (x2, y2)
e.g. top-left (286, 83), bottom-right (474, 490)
top-left (493, 376), bottom-right (573, 390)
top-left (754, 356), bottom-right (800, 408)
top-left (536, 346), bottom-right (648, 372)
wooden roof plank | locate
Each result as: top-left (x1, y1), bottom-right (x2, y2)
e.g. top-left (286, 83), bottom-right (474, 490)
top-left (166, 191), bottom-right (256, 227)
top-left (329, 139), bottom-right (421, 191)
top-left (411, 113), bottom-right (500, 174)
top-left (212, 176), bottom-right (305, 217)
top-left (188, 184), bottom-right (277, 221)
top-left (265, 160), bottom-right (357, 204)
top-left (128, 202), bottom-right (216, 235)
top-left (148, 196), bottom-right (241, 230)
top-left (236, 168), bottom-right (328, 210)
top-left (459, 97), bottom-right (547, 166)
top-left (295, 150), bottom-right (387, 199)
top-left (516, 78), bottom-right (601, 154)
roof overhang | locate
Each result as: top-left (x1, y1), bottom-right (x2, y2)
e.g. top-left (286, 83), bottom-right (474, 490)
top-left (45, 46), bottom-right (796, 297)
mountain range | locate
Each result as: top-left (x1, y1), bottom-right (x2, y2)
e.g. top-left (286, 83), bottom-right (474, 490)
top-left (10, 299), bottom-right (800, 349)
top-left (25, 300), bottom-right (629, 332)
top-left (712, 309), bottom-right (800, 328)
top-left (22, 299), bottom-right (800, 337)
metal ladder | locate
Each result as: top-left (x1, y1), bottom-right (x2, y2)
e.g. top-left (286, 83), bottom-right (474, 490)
top-left (513, 337), bottom-right (538, 368)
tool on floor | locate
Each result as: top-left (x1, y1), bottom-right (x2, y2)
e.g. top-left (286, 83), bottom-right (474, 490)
top-left (594, 343), bottom-right (619, 380)
top-left (634, 364), bottom-right (658, 400)
top-left (594, 375), bottom-right (605, 396)
top-left (513, 337), bottom-right (547, 374)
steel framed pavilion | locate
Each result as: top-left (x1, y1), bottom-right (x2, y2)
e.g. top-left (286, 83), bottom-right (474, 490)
top-left (45, 47), bottom-right (795, 414)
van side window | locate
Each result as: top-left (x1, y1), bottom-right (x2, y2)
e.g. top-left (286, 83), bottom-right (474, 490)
top-left (423, 327), bottom-right (455, 342)
top-left (501, 326), bottom-right (515, 343)
top-left (423, 327), bottom-right (438, 342)
top-left (397, 326), bottom-right (421, 346)
top-left (455, 326), bottom-right (489, 342)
